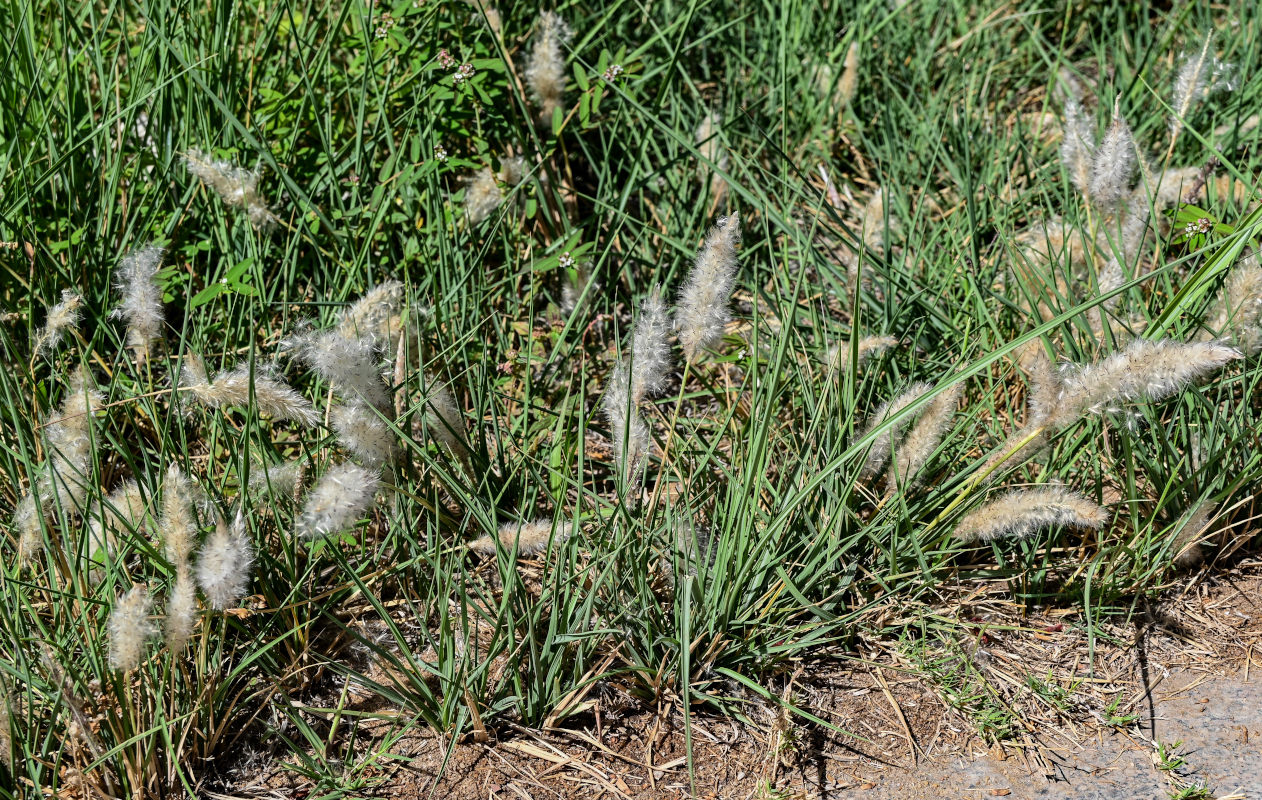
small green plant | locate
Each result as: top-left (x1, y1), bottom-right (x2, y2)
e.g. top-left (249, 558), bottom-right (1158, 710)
top-left (1156, 739), bottom-right (1189, 772)
top-left (1102, 696), bottom-right (1140, 727)
top-left (1025, 670), bottom-right (1077, 712)
top-left (1168, 783), bottom-right (1213, 800)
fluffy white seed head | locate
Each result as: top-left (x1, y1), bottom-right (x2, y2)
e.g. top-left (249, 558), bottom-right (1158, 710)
top-left (525, 11), bottom-right (572, 122)
top-left (161, 466), bottom-right (198, 567)
top-left (1089, 107), bottom-right (1135, 213)
top-left (332, 403), bottom-right (396, 468)
top-left (184, 148), bottom-right (277, 229)
top-left (108, 585), bottom-right (158, 671)
top-left (889, 383), bottom-right (962, 488)
top-left (336, 281), bottom-right (405, 353)
top-left (296, 463), bottom-right (380, 539)
top-left (111, 245), bottom-right (165, 363)
top-left (676, 216), bottom-right (741, 362)
top-left (468, 519), bottom-right (572, 558)
top-left (1170, 35), bottom-right (1235, 140)
top-left (87, 480), bottom-right (148, 573)
top-left (44, 368), bottom-right (99, 518)
top-left (954, 487), bottom-right (1108, 543)
top-left (826, 335), bottom-right (899, 371)
top-left (857, 381), bottom-right (932, 481)
top-left (289, 330), bottom-right (391, 410)
top-left (1060, 95), bottom-right (1096, 197)
top-left (248, 460), bottom-right (305, 502)
top-left (164, 570), bottom-right (198, 652)
top-left (464, 168), bottom-right (502, 225)
top-left (181, 358), bottom-right (320, 428)
top-left (1047, 339), bottom-right (1241, 426)
top-left (14, 493), bottom-right (44, 565)
top-left (195, 512), bottom-right (254, 610)
top-left (625, 286), bottom-right (674, 403)
top-left (1205, 255), bottom-right (1262, 354)
top-left (34, 290), bottom-right (82, 358)
top-left (603, 377), bottom-right (651, 484)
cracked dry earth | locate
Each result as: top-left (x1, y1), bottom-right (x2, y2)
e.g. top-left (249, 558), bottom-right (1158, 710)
top-left (222, 564), bottom-right (1262, 800)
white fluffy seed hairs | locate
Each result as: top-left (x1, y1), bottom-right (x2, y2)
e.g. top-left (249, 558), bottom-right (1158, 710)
top-left (15, 368), bottom-right (100, 563)
top-left (857, 381), bottom-right (932, 481)
top-left (525, 11), bottom-right (572, 122)
top-left (33, 290), bottom-right (82, 358)
top-left (1045, 339), bottom-right (1241, 426)
top-left (112, 245), bottom-right (165, 364)
top-left (184, 148), bottom-right (277, 229)
top-left (195, 510), bottom-right (254, 611)
top-left (296, 463), bottom-right (380, 539)
top-left (467, 519), bottom-right (572, 558)
top-left (675, 215), bottom-right (741, 362)
top-left (288, 329), bottom-right (392, 411)
top-left (332, 403), bottom-right (397, 468)
top-left (889, 383), bottom-right (963, 487)
top-left (954, 487), bottom-right (1108, 543)
top-left (336, 280), bottom-right (405, 353)
top-left (181, 355), bottom-right (320, 428)
top-left (161, 467), bottom-right (199, 650)
top-left (108, 585), bottom-right (158, 671)
top-left (603, 288), bottom-right (673, 485)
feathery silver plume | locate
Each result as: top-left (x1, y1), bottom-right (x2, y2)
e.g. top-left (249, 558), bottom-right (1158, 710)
top-left (336, 280), bottom-right (405, 353)
top-left (889, 383), bottom-right (962, 487)
top-left (111, 245), bottom-right (165, 364)
top-left (675, 215), bottom-right (741, 362)
top-left (109, 585), bottom-right (158, 671)
top-left (1170, 35), bottom-right (1235, 141)
top-left (296, 463), bottom-right (380, 539)
top-left (1089, 104), bottom-right (1135, 213)
top-left (332, 402), bottom-right (396, 468)
top-left (181, 356), bottom-right (320, 428)
top-left (1060, 94), bottom-right (1096, 197)
top-left (954, 487), bottom-right (1108, 543)
top-left (195, 511), bottom-right (254, 610)
top-left (289, 330), bottom-right (391, 410)
top-left (184, 148), bottom-right (277, 229)
top-left (857, 381), bottom-right (932, 481)
top-left (525, 11), bottom-right (572, 122)
top-left (464, 167), bottom-right (502, 225)
top-left (34, 290), bottom-right (82, 358)
top-left (468, 519), bottom-right (572, 558)
top-left (1047, 339), bottom-right (1241, 426)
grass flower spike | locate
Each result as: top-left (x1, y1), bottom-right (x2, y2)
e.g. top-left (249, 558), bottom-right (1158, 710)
top-left (675, 215), bottom-right (741, 362)
top-left (525, 11), bottom-right (572, 122)
top-left (112, 245), bottom-right (165, 364)
top-left (1088, 105), bottom-right (1135, 213)
top-left (1047, 339), bottom-right (1241, 426)
top-left (296, 463), bottom-right (380, 539)
top-left (161, 467), bottom-right (199, 650)
top-left (108, 585), bottom-right (158, 671)
top-left (889, 383), bottom-right (962, 487)
top-left (955, 487), bottom-right (1108, 543)
top-left (182, 356), bottom-right (320, 428)
top-left (468, 520), bottom-right (572, 557)
top-left (332, 403), bottom-right (396, 468)
top-left (857, 381), bottom-right (932, 481)
top-left (184, 148), bottom-right (277, 229)
top-left (195, 511), bottom-right (254, 610)
top-left (33, 290), bottom-right (82, 358)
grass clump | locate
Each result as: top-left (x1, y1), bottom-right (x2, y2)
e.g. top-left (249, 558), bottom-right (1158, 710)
top-left (2, 0), bottom-right (1261, 795)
